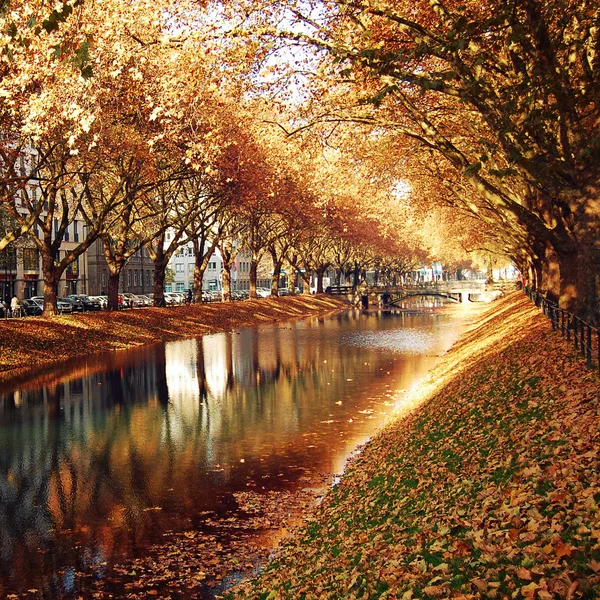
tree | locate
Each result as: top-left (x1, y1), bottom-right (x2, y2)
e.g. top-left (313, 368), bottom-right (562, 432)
top-left (242, 0), bottom-right (600, 319)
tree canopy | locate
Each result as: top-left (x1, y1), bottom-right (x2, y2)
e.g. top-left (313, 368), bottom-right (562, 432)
top-left (1, 0), bottom-right (597, 318)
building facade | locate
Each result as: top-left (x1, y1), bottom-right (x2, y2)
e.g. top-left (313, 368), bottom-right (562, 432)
top-left (0, 218), bottom-right (88, 304)
top-left (86, 241), bottom-right (153, 296)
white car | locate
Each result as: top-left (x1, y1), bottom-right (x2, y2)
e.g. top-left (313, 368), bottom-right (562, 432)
top-left (256, 287), bottom-right (271, 298)
top-left (164, 292), bottom-right (180, 305)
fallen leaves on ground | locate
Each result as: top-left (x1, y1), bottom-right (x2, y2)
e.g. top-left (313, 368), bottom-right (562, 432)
top-left (228, 293), bottom-right (600, 599)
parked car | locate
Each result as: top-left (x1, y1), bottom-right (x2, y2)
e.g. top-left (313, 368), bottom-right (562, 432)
top-left (31, 296), bottom-right (74, 314)
top-left (172, 292), bottom-right (187, 305)
top-left (21, 298), bottom-right (43, 316)
top-left (71, 294), bottom-right (102, 311)
top-left (136, 294), bottom-right (153, 306)
top-left (63, 295), bottom-right (84, 311)
top-left (256, 287), bottom-right (271, 298)
top-left (122, 293), bottom-right (145, 308)
top-left (57, 299), bottom-right (74, 314)
top-left (164, 292), bottom-right (180, 306)
top-left (60, 297), bottom-right (81, 312)
top-left (206, 290), bottom-right (222, 302)
top-left (88, 295), bottom-right (108, 309)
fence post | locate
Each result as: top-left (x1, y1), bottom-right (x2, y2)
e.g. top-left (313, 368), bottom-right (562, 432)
top-left (567, 313), bottom-right (571, 342)
top-left (574, 317), bottom-right (579, 351)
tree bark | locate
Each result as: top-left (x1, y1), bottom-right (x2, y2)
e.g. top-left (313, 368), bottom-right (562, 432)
top-left (40, 247), bottom-right (60, 316)
top-left (249, 258), bottom-right (258, 299)
top-left (271, 259), bottom-right (283, 296)
top-left (107, 272), bottom-right (121, 311)
top-left (153, 261), bottom-right (168, 307)
top-left (222, 263), bottom-right (232, 301)
top-left (316, 266), bottom-right (327, 293)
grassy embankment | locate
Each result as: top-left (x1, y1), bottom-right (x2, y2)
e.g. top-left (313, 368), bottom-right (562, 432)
top-left (0, 295), bottom-right (348, 385)
top-left (230, 292), bottom-right (600, 599)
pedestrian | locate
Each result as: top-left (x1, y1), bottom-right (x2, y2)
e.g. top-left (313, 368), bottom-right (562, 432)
top-left (11, 295), bottom-right (20, 317)
top-left (187, 289), bottom-right (193, 304)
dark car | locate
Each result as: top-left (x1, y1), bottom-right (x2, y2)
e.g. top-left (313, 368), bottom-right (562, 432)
top-left (63, 296), bottom-right (84, 311)
top-left (21, 298), bottom-right (43, 316)
top-left (66, 295), bottom-right (101, 311)
top-left (76, 295), bottom-right (102, 311)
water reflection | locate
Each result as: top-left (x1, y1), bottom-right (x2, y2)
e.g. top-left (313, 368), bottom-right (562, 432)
top-left (0, 307), bottom-right (467, 596)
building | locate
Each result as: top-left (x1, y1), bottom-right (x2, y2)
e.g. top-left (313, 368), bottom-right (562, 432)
top-left (0, 217), bottom-right (88, 303)
top-left (85, 240), bottom-right (153, 296)
top-left (167, 240), bottom-right (223, 293)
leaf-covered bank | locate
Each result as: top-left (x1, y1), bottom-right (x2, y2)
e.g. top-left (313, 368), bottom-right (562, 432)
top-left (230, 292), bottom-right (600, 599)
top-left (0, 295), bottom-right (347, 386)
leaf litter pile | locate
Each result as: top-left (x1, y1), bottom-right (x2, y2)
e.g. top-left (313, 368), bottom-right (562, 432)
top-left (229, 293), bottom-right (600, 599)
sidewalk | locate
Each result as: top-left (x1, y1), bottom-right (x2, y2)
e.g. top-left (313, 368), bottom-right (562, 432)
top-left (230, 292), bottom-right (600, 599)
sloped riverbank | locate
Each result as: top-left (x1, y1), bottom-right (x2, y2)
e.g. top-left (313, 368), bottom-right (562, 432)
top-left (229, 292), bottom-right (600, 599)
top-left (0, 295), bottom-right (348, 386)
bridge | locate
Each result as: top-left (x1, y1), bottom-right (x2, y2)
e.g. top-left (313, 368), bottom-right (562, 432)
top-left (326, 280), bottom-right (513, 306)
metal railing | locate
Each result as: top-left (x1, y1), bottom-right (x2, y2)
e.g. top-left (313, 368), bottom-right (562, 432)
top-left (524, 287), bottom-right (599, 374)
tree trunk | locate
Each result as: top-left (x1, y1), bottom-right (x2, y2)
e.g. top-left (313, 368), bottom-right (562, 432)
top-left (249, 259), bottom-right (258, 299)
top-left (269, 247), bottom-right (282, 297)
top-left (316, 266), bottom-right (326, 294)
top-left (351, 265), bottom-right (360, 291)
top-left (222, 264), bottom-right (232, 302)
top-left (40, 247), bottom-right (60, 316)
top-left (556, 245), bottom-right (598, 323)
top-left (299, 270), bottom-right (311, 294)
top-left (271, 259), bottom-right (283, 296)
top-left (193, 263), bottom-right (207, 302)
top-left (107, 272), bottom-right (121, 310)
top-left (154, 262), bottom-right (167, 307)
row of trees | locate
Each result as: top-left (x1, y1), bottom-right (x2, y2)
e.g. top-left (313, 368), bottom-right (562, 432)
top-left (233, 0), bottom-right (599, 320)
top-left (1, 0), bottom-right (533, 319)
top-left (0, 1), bottom-right (436, 315)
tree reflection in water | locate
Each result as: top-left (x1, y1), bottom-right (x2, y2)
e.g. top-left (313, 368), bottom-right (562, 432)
top-left (0, 307), bottom-right (466, 596)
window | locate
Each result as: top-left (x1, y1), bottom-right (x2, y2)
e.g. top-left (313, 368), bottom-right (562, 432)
top-left (146, 270), bottom-right (151, 286)
top-left (73, 221), bottom-right (79, 242)
top-left (165, 283), bottom-right (172, 292)
top-left (134, 271), bottom-right (138, 286)
top-left (176, 263), bottom-right (184, 273)
top-left (0, 248), bottom-right (17, 270)
top-left (127, 271), bottom-right (131, 287)
top-left (176, 282), bottom-right (185, 292)
top-left (66, 257), bottom-right (79, 276)
top-left (188, 263), bottom-right (194, 272)
top-left (22, 248), bottom-right (39, 271)
top-left (102, 271), bottom-right (107, 288)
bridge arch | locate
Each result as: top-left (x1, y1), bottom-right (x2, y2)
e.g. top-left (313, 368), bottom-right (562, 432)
top-left (385, 292), bottom-right (462, 306)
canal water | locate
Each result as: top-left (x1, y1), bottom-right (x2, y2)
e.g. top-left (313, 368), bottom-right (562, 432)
top-left (0, 303), bottom-right (473, 597)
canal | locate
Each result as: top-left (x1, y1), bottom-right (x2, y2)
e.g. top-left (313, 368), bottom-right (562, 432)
top-left (0, 303), bottom-right (473, 597)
